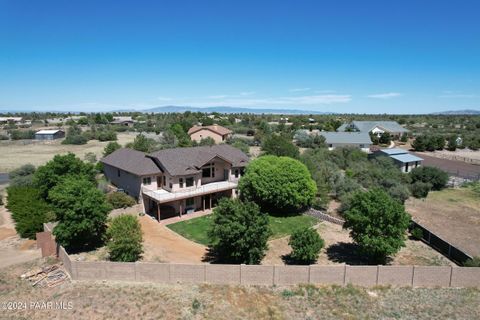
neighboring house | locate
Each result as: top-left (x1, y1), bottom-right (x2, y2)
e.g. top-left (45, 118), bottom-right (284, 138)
top-left (110, 116), bottom-right (135, 127)
top-left (101, 145), bottom-right (249, 220)
top-left (0, 117), bottom-right (23, 124)
top-left (374, 148), bottom-right (424, 173)
top-left (337, 121), bottom-right (409, 138)
top-left (34, 129), bottom-right (65, 140)
top-left (188, 125), bottom-right (232, 144)
top-left (294, 130), bottom-right (372, 152)
top-left (319, 132), bottom-right (372, 152)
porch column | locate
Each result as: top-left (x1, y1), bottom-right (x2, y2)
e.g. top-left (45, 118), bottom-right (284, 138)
top-left (179, 202), bottom-right (182, 218)
top-left (156, 201), bottom-right (161, 222)
top-left (203, 197), bottom-right (205, 211)
top-left (209, 196), bottom-right (212, 209)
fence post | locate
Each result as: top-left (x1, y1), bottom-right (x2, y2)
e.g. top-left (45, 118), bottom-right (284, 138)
top-left (376, 266), bottom-right (379, 285)
top-left (308, 266), bottom-right (311, 283)
top-left (411, 266), bottom-right (415, 287)
top-left (273, 265), bottom-right (276, 285)
top-left (449, 266), bottom-right (453, 287)
top-left (343, 265), bottom-right (347, 286)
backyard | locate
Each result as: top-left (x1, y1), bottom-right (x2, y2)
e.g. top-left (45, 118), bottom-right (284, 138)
top-left (406, 185), bottom-right (480, 257)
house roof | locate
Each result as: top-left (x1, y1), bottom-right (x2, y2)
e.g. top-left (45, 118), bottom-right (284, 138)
top-left (390, 153), bottom-right (424, 163)
top-left (378, 148), bottom-right (408, 155)
top-left (35, 129), bottom-right (64, 135)
top-left (101, 148), bottom-right (161, 176)
top-left (338, 121), bottom-right (409, 133)
top-left (148, 144), bottom-right (249, 176)
top-left (319, 132), bottom-right (372, 145)
top-left (188, 125), bottom-right (232, 136)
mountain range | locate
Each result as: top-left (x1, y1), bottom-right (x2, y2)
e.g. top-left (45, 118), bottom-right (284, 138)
top-left (431, 109), bottom-right (480, 115)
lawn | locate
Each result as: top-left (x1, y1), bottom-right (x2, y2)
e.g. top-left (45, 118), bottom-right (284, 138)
top-left (167, 214), bottom-right (318, 245)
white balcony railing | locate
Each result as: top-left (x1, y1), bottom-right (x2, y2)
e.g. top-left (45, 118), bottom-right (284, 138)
top-left (142, 180), bottom-right (237, 203)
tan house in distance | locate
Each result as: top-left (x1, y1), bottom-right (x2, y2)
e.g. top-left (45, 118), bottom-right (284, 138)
top-left (188, 124), bottom-right (232, 144)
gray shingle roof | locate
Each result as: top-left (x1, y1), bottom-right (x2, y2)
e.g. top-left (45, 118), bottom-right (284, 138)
top-left (101, 148), bottom-right (161, 176)
top-left (319, 132), bottom-right (372, 145)
top-left (338, 121), bottom-right (409, 133)
top-left (148, 144), bottom-right (249, 176)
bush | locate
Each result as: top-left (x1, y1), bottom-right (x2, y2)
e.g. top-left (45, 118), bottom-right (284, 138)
top-left (97, 130), bottom-right (117, 142)
top-left (49, 177), bottom-right (111, 252)
top-left (106, 215), bottom-right (143, 262)
top-left (288, 227), bottom-right (324, 264)
top-left (239, 156), bottom-right (317, 213)
top-left (103, 141), bottom-right (122, 157)
top-left (106, 192), bottom-right (136, 209)
top-left (208, 198), bottom-right (270, 264)
top-left (409, 166), bottom-right (448, 191)
top-left (410, 181), bottom-right (432, 198)
top-left (411, 227), bottom-right (423, 240)
top-left (9, 130), bottom-right (35, 140)
top-left (464, 256), bottom-right (480, 267)
top-left (343, 188), bottom-right (411, 264)
top-left (6, 186), bottom-right (55, 239)
top-left (62, 125), bottom-right (88, 145)
top-left (9, 164), bottom-right (36, 187)
top-left (261, 134), bottom-right (300, 158)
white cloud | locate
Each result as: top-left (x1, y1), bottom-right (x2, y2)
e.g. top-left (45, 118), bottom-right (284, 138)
top-left (367, 92), bottom-right (402, 99)
top-left (289, 87), bottom-right (311, 92)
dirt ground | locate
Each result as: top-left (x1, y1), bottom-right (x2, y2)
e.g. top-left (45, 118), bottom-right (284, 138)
top-left (0, 132), bottom-right (136, 172)
top-left (71, 215), bottom-right (207, 263)
top-left (1, 259), bottom-right (479, 320)
top-left (406, 188), bottom-right (480, 257)
top-left (262, 221), bottom-right (453, 266)
top-left (412, 152), bottom-right (480, 178)
top-left (0, 206), bottom-right (42, 269)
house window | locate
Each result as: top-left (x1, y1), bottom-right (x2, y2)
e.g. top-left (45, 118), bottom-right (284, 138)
top-left (186, 177), bottom-right (194, 187)
top-left (186, 198), bottom-right (194, 207)
top-left (202, 163), bottom-right (215, 178)
top-left (117, 169), bottom-right (121, 177)
top-left (234, 169), bottom-right (239, 178)
top-left (143, 177), bottom-right (151, 185)
top-left (179, 178), bottom-right (184, 188)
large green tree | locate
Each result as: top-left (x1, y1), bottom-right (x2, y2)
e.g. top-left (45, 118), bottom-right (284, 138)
top-left (208, 198), bottom-right (270, 264)
top-left (106, 215), bottom-right (143, 262)
top-left (239, 155), bottom-right (317, 213)
top-left (49, 177), bottom-right (111, 252)
top-left (409, 166), bottom-right (448, 191)
top-left (343, 188), bottom-right (410, 264)
top-left (103, 141), bottom-right (122, 157)
top-left (33, 153), bottom-right (96, 200)
top-left (261, 134), bottom-right (300, 158)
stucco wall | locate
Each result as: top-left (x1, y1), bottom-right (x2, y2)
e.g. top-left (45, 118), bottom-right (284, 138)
top-left (103, 164), bottom-right (142, 198)
top-left (190, 129), bottom-right (224, 144)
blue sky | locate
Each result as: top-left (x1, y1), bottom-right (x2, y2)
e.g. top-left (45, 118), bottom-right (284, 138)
top-left (0, 0), bottom-right (479, 113)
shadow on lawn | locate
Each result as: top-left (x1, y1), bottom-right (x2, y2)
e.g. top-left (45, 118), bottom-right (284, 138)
top-left (326, 242), bottom-right (376, 265)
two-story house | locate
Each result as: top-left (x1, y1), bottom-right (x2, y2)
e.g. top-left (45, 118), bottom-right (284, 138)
top-left (101, 144), bottom-right (249, 221)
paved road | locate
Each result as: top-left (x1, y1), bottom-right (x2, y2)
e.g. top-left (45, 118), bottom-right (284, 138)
top-left (413, 152), bottom-right (480, 179)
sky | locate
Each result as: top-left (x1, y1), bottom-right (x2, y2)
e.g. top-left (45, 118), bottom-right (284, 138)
top-left (0, 0), bottom-right (479, 114)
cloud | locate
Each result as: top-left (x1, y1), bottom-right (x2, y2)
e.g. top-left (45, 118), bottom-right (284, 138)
top-left (289, 87), bottom-right (311, 92)
top-left (367, 92), bottom-right (402, 99)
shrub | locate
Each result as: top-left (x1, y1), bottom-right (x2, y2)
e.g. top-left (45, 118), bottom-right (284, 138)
top-left (409, 166), bottom-right (448, 191)
top-left (411, 227), bottom-right (423, 240)
top-left (343, 188), bottom-right (411, 264)
top-left (97, 130), bottom-right (117, 142)
top-left (239, 156), bottom-right (317, 213)
top-left (6, 186), bottom-right (55, 239)
top-left (231, 139), bottom-right (250, 154)
top-left (103, 141), bottom-right (122, 157)
top-left (464, 256), bottom-right (480, 267)
top-left (410, 181), bottom-right (432, 198)
top-left (106, 215), bottom-right (143, 262)
top-left (49, 177), bottom-right (111, 252)
top-left (9, 164), bottom-right (36, 187)
top-left (106, 192), bottom-right (136, 209)
top-left (288, 227), bottom-right (324, 264)
top-left (261, 134), bottom-right (300, 158)
top-left (9, 130), bottom-right (35, 140)
top-left (208, 198), bottom-right (270, 264)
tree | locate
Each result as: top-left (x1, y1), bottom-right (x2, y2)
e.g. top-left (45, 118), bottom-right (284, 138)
top-left (410, 181), bottom-right (432, 198)
top-left (446, 136), bottom-right (457, 151)
top-left (103, 141), bottom-right (122, 157)
top-left (106, 215), bottom-right (143, 262)
top-left (343, 188), bottom-right (411, 264)
top-left (379, 132), bottom-right (392, 145)
top-left (288, 227), bottom-right (324, 264)
top-left (127, 134), bottom-right (155, 152)
top-left (198, 137), bottom-right (215, 146)
top-left (49, 177), bottom-right (111, 252)
top-left (208, 198), bottom-right (270, 264)
top-left (409, 166), bottom-right (448, 191)
top-left (6, 186), bottom-right (55, 239)
top-left (62, 125), bottom-right (88, 145)
top-left (231, 139), bottom-right (250, 154)
top-left (9, 164), bottom-right (36, 187)
top-left (261, 135), bottom-right (300, 158)
top-left (33, 153), bottom-right (96, 200)
top-left (239, 156), bottom-right (317, 213)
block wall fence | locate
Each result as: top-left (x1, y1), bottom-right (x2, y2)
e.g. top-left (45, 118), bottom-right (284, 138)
top-left (40, 224), bottom-right (480, 288)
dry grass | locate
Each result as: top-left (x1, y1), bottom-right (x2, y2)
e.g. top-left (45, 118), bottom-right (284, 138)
top-left (1, 259), bottom-right (479, 320)
top-left (406, 187), bottom-right (480, 257)
top-left (263, 221), bottom-right (453, 266)
top-left (0, 132), bottom-right (136, 172)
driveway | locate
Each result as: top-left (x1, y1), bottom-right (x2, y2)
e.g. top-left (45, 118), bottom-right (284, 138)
top-left (139, 215), bottom-right (207, 263)
top-left (413, 152), bottom-right (480, 179)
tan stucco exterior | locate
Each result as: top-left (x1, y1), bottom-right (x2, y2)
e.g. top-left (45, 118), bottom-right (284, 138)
top-left (189, 128), bottom-right (230, 144)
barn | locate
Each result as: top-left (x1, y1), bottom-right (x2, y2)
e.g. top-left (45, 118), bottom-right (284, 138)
top-left (35, 129), bottom-right (65, 140)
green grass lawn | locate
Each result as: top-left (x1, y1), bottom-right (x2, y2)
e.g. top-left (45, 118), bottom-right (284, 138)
top-left (167, 214), bottom-right (318, 245)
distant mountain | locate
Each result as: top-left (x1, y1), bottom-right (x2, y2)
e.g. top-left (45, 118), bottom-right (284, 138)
top-left (432, 109), bottom-right (480, 115)
top-left (139, 106), bottom-right (334, 115)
